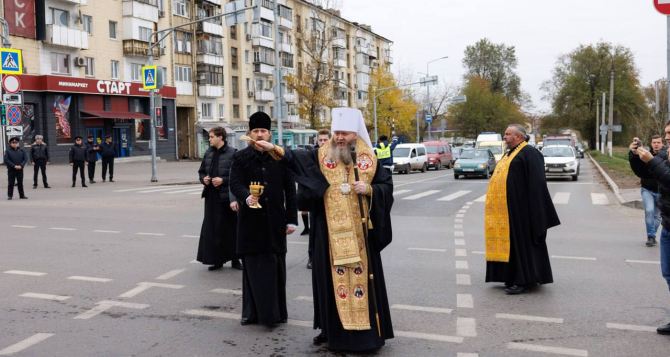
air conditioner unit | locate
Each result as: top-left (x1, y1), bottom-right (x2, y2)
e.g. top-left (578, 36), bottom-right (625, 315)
top-left (247, 91), bottom-right (254, 98)
top-left (158, 10), bottom-right (165, 18)
top-left (246, 34), bottom-right (252, 41)
top-left (74, 57), bottom-right (86, 67)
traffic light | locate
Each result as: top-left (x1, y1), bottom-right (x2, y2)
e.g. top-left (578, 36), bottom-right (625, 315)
top-left (1, 105), bottom-right (6, 126)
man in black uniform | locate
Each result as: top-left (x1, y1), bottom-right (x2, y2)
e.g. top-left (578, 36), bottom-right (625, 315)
top-left (229, 111), bottom-right (297, 328)
top-left (4, 137), bottom-right (28, 200)
top-left (100, 135), bottom-right (116, 182)
top-left (69, 136), bottom-right (87, 187)
top-left (30, 134), bottom-right (50, 189)
top-left (85, 135), bottom-right (100, 183)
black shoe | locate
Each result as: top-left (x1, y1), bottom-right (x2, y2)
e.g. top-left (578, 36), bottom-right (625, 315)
top-left (82, 184), bottom-right (88, 188)
top-left (313, 332), bottom-right (327, 345)
top-left (231, 260), bottom-right (243, 270)
top-left (208, 264), bottom-right (223, 271)
top-left (504, 285), bottom-right (526, 295)
top-left (306, 259), bottom-right (312, 269)
top-left (300, 229), bottom-right (309, 236)
top-left (110, 179), bottom-right (115, 182)
top-left (19, 196), bottom-right (27, 200)
top-left (657, 322), bottom-right (670, 335)
top-left (240, 318), bottom-right (255, 326)
top-left (647, 238), bottom-right (656, 247)
top-left (72, 182), bottom-right (76, 188)
top-left (32, 185), bottom-right (37, 189)
top-left (44, 185), bottom-right (50, 188)
top-left (7, 197), bottom-right (11, 200)
top-left (102, 179), bottom-right (106, 182)
top-left (90, 180), bottom-right (96, 184)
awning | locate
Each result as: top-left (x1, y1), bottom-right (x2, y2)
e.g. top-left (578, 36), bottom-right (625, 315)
top-left (80, 110), bottom-right (150, 120)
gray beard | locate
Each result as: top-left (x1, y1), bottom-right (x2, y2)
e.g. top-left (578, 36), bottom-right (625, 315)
top-left (328, 143), bottom-right (353, 165)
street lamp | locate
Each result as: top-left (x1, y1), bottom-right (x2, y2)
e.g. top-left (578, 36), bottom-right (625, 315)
top-left (371, 79), bottom-right (426, 143)
top-left (424, 55), bottom-right (448, 141)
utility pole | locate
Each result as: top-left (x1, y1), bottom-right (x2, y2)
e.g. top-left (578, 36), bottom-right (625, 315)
top-left (608, 67), bottom-right (614, 157)
top-left (601, 92), bottom-right (606, 154)
top-left (272, 0), bottom-right (283, 145)
top-left (595, 99), bottom-right (599, 152)
top-left (667, 16), bottom-right (670, 121)
top-left (148, 34), bottom-right (158, 182)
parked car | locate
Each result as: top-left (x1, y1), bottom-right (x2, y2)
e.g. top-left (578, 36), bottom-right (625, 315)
top-left (393, 143), bottom-right (428, 174)
top-left (542, 145), bottom-right (580, 181)
top-left (476, 141), bottom-right (505, 162)
top-left (453, 148), bottom-right (496, 179)
top-left (575, 143), bottom-right (585, 158)
top-left (423, 141), bottom-right (453, 170)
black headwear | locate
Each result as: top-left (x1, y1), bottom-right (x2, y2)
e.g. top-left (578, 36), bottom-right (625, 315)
top-left (74, 136), bottom-right (83, 140)
top-left (249, 111), bottom-right (271, 131)
top-left (8, 137), bottom-right (19, 143)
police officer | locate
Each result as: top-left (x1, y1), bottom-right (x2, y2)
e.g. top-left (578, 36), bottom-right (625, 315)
top-left (374, 134), bottom-right (398, 175)
top-left (100, 135), bottom-right (116, 182)
top-left (85, 135), bottom-right (100, 183)
top-left (69, 136), bottom-right (87, 187)
top-left (30, 134), bottom-right (50, 189)
top-left (4, 137), bottom-right (28, 200)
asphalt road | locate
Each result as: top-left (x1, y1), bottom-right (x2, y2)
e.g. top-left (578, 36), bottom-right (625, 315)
top-left (0, 158), bottom-right (668, 356)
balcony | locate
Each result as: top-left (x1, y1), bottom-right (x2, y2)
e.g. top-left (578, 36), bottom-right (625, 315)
top-left (198, 21), bottom-right (224, 37)
top-left (279, 16), bottom-right (293, 29)
top-left (122, 0), bottom-right (159, 23)
top-left (333, 58), bottom-right (346, 68)
top-left (202, 0), bottom-right (222, 5)
top-left (255, 5), bottom-right (275, 22)
top-left (45, 25), bottom-right (88, 49)
top-left (198, 84), bottom-right (223, 98)
top-left (284, 92), bottom-right (296, 102)
top-left (197, 53), bottom-right (224, 66)
top-left (123, 39), bottom-right (161, 57)
top-left (254, 62), bottom-right (274, 75)
top-left (287, 114), bottom-right (300, 123)
top-left (176, 81), bottom-right (193, 95)
top-left (356, 73), bottom-right (369, 90)
top-left (336, 99), bottom-right (348, 107)
top-left (255, 90), bottom-right (275, 102)
top-left (332, 37), bottom-right (346, 48)
top-left (59, 0), bottom-right (87, 4)
top-left (278, 42), bottom-right (293, 54)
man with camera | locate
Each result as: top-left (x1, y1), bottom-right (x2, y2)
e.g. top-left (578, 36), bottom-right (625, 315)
top-left (629, 135), bottom-right (665, 247)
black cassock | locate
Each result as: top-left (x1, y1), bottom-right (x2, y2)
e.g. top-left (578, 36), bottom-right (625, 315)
top-left (285, 149), bottom-right (394, 352)
top-left (486, 145), bottom-right (560, 286)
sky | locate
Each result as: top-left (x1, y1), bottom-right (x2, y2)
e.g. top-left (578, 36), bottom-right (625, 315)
top-left (339, 0), bottom-right (668, 113)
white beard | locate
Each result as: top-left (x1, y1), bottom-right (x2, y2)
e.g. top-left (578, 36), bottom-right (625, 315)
top-left (327, 142), bottom-right (353, 165)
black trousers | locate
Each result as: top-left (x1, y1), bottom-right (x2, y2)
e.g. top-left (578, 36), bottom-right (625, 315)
top-left (242, 253), bottom-right (287, 326)
top-left (101, 157), bottom-right (114, 180)
top-left (7, 169), bottom-right (24, 198)
top-left (72, 161), bottom-right (85, 184)
top-left (33, 159), bottom-right (48, 186)
top-left (87, 161), bottom-right (96, 181)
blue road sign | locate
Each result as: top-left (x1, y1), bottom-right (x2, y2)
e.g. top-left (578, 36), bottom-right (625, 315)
top-left (425, 113), bottom-right (432, 123)
top-left (142, 65), bottom-right (157, 90)
top-left (0, 48), bottom-right (22, 74)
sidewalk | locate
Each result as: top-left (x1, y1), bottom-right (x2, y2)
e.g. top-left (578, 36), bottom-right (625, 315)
top-left (589, 153), bottom-right (642, 209)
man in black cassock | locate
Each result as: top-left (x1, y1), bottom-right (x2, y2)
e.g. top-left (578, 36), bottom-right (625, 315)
top-left (485, 124), bottom-right (560, 295)
top-left (196, 126), bottom-right (241, 271)
top-left (254, 108), bottom-right (394, 352)
top-left (229, 112), bottom-right (297, 328)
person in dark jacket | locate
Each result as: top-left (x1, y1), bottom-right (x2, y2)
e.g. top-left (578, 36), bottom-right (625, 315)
top-left (4, 137), bottom-right (28, 200)
top-left (85, 135), bottom-right (100, 184)
top-left (197, 126), bottom-right (242, 271)
top-left (30, 134), bottom-right (50, 189)
top-left (100, 135), bottom-right (116, 182)
top-left (229, 111), bottom-right (298, 328)
top-left (629, 135), bottom-right (666, 247)
top-left (69, 136), bottom-right (87, 187)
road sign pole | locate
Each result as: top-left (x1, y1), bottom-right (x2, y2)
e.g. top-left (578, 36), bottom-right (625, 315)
top-left (149, 35), bottom-right (158, 182)
top-left (608, 67), bottom-right (614, 157)
top-left (601, 92), bottom-right (606, 154)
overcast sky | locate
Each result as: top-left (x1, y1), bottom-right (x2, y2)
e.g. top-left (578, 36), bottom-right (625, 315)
top-left (339, 0), bottom-right (667, 112)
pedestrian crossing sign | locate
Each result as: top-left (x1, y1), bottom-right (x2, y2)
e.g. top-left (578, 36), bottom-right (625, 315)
top-left (142, 65), bottom-right (157, 90)
top-left (0, 48), bottom-right (23, 74)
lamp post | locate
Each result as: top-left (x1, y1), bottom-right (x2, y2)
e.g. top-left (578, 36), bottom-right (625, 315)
top-left (425, 55), bottom-right (448, 140)
top-left (371, 80), bottom-right (426, 143)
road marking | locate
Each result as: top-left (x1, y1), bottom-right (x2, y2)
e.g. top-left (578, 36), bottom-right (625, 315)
top-left (403, 190), bottom-right (440, 200)
top-left (454, 239), bottom-right (465, 246)
top-left (496, 313), bottom-right (563, 323)
top-left (164, 188), bottom-right (203, 194)
top-left (457, 294), bottom-right (473, 308)
top-left (391, 304), bottom-right (452, 314)
top-left (188, 191), bottom-right (202, 195)
top-left (472, 251), bottom-right (485, 255)
top-left (408, 247), bottom-right (446, 253)
top-left (551, 255), bottom-right (597, 261)
top-left (68, 276), bottom-right (112, 283)
top-left (20, 292), bottom-right (70, 302)
top-left (395, 174), bottom-right (452, 188)
top-left (454, 231), bottom-right (464, 237)
top-left (4, 270), bottom-right (46, 277)
top-left (591, 192), bottom-right (609, 205)
top-left (74, 300), bottom-right (149, 320)
top-left (135, 232), bottom-right (166, 237)
top-left (10, 225), bottom-right (35, 229)
top-left (393, 189), bottom-right (412, 196)
top-left (288, 241), bottom-right (308, 245)
top-left (454, 224), bottom-right (463, 229)
top-left (465, 201), bottom-right (473, 205)
top-left (507, 342), bottom-right (588, 357)
top-left (552, 192), bottom-right (571, 205)
top-left (181, 234), bottom-right (199, 238)
top-left (114, 186), bottom-right (161, 192)
top-left (606, 323), bottom-right (656, 332)
top-left (183, 309), bottom-right (240, 320)
top-left (438, 190), bottom-right (471, 201)
top-left (295, 296), bottom-right (313, 302)
top-left (456, 261), bottom-right (469, 270)
top-left (455, 214), bottom-right (464, 218)
top-left (455, 248), bottom-right (467, 257)
top-left (454, 218), bottom-right (463, 223)
top-left (118, 282), bottom-right (184, 298)
top-left (211, 288), bottom-right (242, 296)
top-left (457, 354), bottom-right (479, 357)
top-left (456, 317), bottom-right (477, 337)
top-left (156, 269), bottom-right (186, 280)
top-left (457, 209), bottom-right (467, 214)
top-left (0, 333), bottom-right (54, 356)
top-left (93, 230), bottom-right (120, 234)
top-left (138, 187), bottom-right (191, 193)
top-left (625, 259), bottom-right (660, 265)
top-left (456, 274), bottom-right (471, 286)
top-left (395, 331), bottom-right (463, 344)
top-left (474, 194), bottom-right (486, 202)
top-left (49, 227), bottom-right (76, 231)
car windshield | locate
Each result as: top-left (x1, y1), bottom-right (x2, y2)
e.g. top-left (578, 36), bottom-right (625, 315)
top-left (394, 148), bottom-right (410, 157)
top-left (481, 146), bottom-right (502, 154)
top-left (460, 150), bottom-right (489, 159)
top-left (426, 146), bottom-right (440, 154)
top-left (543, 147), bottom-right (574, 157)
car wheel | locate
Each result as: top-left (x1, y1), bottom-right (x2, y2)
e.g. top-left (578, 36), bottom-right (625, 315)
top-left (454, 174), bottom-right (459, 180)
top-left (435, 161), bottom-right (441, 170)
top-left (404, 164), bottom-right (410, 174)
top-left (421, 163), bottom-right (427, 173)
top-left (572, 173), bottom-right (578, 181)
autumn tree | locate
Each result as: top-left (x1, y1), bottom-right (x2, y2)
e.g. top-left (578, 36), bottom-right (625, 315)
top-left (463, 38), bottom-right (522, 103)
top-left (366, 67), bottom-right (419, 141)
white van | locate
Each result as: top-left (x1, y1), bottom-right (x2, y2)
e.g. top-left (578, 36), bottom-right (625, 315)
top-left (476, 132), bottom-right (502, 143)
top-left (393, 143), bottom-right (428, 174)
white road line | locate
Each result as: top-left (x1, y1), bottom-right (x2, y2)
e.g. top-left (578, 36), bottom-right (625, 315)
top-left (394, 174), bottom-right (452, 188)
top-left (114, 186), bottom-right (160, 192)
top-left (395, 331), bottom-right (463, 344)
top-left (408, 247), bottom-right (446, 253)
top-left (496, 313), bottom-right (563, 324)
top-left (135, 232), bottom-right (166, 237)
top-left (454, 231), bottom-right (464, 237)
top-left (456, 274), bottom-right (471, 286)
top-left (164, 188), bottom-right (203, 194)
top-left (183, 309), bottom-right (240, 320)
top-left (0, 333), bottom-right (54, 356)
top-left (456, 317), bottom-right (477, 337)
top-left (455, 248), bottom-right (467, 257)
top-left (93, 230), bottom-right (120, 234)
top-left (457, 210), bottom-right (467, 214)
top-left (138, 187), bottom-right (192, 193)
top-left (455, 214), bottom-right (464, 218)
top-left (391, 304), bottom-right (452, 314)
top-left (438, 190), bottom-right (471, 201)
top-left (68, 276), bottom-right (112, 283)
top-left (606, 323), bottom-right (657, 332)
top-left (454, 224), bottom-right (463, 229)
top-left (457, 294), bottom-right (473, 309)
top-left (181, 234), bottom-right (199, 238)
top-left (455, 261), bottom-right (469, 270)
top-left (188, 191), bottom-right (202, 195)
top-left (625, 259), bottom-right (660, 265)
top-left (454, 239), bottom-right (465, 246)
top-left (210, 288), bottom-right (242, 296)
top-left (474, 194), bottom-right (486, 202)
top-left (156, 269), bottom-right (186, 280)
top-left (118, 282), bottom-right (184, 298)
top-left (552, 192), bottom-right (571, 205)
top-left (74, 300), bottom-right (149, 320)
top-left (20, 292), bottom-right (70, 302)
top-left (465, 201), bottom-right (473, 205)
top-left (288, 241), bottom-right (308, 245)
top-left (591, 192), bottom-right (609, 205)
top-left (393, 189), bottom-right (412, 196)
top-left (457, 353), bottom-right (479, 357)
top-left (507, 342), bottom-right (588, 357)
top-left (295, 296), bottom-right (313, 302)
top-left (454, 218), bottom-right (463, 223)
top-left (403, 190), bottom-right (440, 200)
top-left (472, 251), bottom-right (485, 255)
top-left (4, 270), bottom-right (46, 277)
top-left (551, 255), bottom-right (597, 261)
top-left (49, 227), bottom-right (76, 231)
top-left (10, 225), bottom-right (35, 229)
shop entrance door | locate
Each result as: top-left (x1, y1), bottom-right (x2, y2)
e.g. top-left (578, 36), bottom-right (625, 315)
top-left (114, 127), bottom-right (131, 157)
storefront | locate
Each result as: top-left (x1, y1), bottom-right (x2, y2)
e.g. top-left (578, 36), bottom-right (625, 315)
top-left (18, 75), bottom-right (177, 163)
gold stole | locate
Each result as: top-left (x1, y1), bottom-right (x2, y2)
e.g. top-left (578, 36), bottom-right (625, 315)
top-left (484, 141), bottom-right (527, 262)
top-left (318, 138), bottom-right (376, 330)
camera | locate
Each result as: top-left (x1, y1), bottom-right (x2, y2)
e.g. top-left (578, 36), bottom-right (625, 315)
top-left (633, 138), bottom-right (641, 149)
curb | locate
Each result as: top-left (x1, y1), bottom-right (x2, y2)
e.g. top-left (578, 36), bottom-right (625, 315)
top-left (587, 153), bottom-right (640, 208)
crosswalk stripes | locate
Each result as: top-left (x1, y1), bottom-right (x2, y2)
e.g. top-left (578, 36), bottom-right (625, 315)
top-left (393, 189), bottom-right (412, 196)
top-left (402, 190), bottom-right (441, 200)
top-left (591, 193), bottom-right (609, 205)
top-left (552, 192), bottom-right (571, 205)
top-left (438, 190), bottom-right (471, 201)
top-left (474, 194), bottom-right (486, 202)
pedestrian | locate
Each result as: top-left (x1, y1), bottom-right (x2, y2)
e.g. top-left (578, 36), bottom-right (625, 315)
top-left (229, 111), bottom-right (298, 328)
top-left (4, 136), bottom-right (28, 200)
top-left (484, 124), bottom-right (560, 295)
top-left (197, 126), bottom-right (242, 271)
top-left (69, 136), bottom-right (87, 188)
top-left (85, 135), bottom-right (99, 184)
top-left (374, 134), bottom-right (398, 175)
top-left (256, 108), bottom-right (394, 352)
top-left (629, 135), bottom-right (665, 247)
top-left (302, 128), bottom-right (331, 270)
top-left (100, 135), bottom-right (116, 182)
top-left (30, 134), bottom-right (50, 189)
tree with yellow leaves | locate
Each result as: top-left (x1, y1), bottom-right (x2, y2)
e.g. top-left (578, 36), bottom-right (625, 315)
top-left (366, 67), bottom-right (419, 142)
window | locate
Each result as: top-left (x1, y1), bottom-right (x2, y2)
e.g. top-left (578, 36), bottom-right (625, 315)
top-left (233, 105), bottom-right (240, 119)
top-left (109, 21), bottom-right (117, 39)
top-left (232, 76), bottom-right (239, 98)
top-left (201, 103), bottom-right (212, 119)
top-left (230, 25), bottom-right (237, 40)
top-left (50, 52), bottom-right (70, 74)
top-left (130, 63), bottom-right (142, 81)
top-left (173, 0), bottom-right (188, 17)
top-left (84, 57), bottom-right (95, 76)
top-left (49, 7), bottom-right (69, 26)
top-left (278, 5), bottom-right (292, 20)
top-left (281, 52), bottom-right (293, 68)
top-left (83, 15), bottom-right (93, 35)
top-left (246, 105), bottom-right (251, 117)
top-left (257, 105), bottom-right (265, 113)
top-left (246, 78), bottom-right (250, 91)
top-left (197, 65), bottom-right (223, 85)
top-left (231, 47), bottom-right (238, 69)
top-left (245, 50), bottom-right (250, 64)
top-left (111, 60), bottom-right (119, 79)
top-left (183, 32), bottom-right (192, 53)
top-left (218, 104), bottom-right (225, 119)
top-left (139, 26), bottom-right (152, 42)
top-left (174, 65), bottom-right (192, 82)
top-left (259, 20), bottom-right (272, 38)
top-left (253, 47), bottom-right (275, 65)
